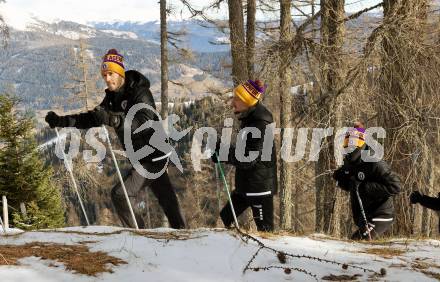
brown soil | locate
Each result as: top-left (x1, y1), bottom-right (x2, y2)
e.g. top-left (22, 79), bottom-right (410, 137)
top-left (0, 242), bottom-right (126, 276)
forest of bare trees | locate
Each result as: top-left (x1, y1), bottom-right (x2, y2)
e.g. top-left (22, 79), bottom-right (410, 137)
top-left (172, 0), bottom-right (440, 238)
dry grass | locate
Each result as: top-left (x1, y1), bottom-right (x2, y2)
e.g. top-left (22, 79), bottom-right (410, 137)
top-left (322, 274), bottom-right (362, 281)
top-left (0, 242), bottom-right (126, 276)
top-left (33, 228), bottom-right (199, 241)
top-left (361, 247), bottom-right (407, 258)
top-left (421, 270), bottom-right (440, 280)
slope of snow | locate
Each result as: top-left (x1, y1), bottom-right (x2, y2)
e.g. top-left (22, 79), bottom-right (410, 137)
top-left (0, 226), bottom-right (439, 282)
top-left (53, 30), bottom-right (93, 40)
top-left (101, 30), bottom-right (138, 39)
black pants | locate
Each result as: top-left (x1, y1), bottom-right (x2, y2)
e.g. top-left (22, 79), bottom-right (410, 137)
top-left (351, 220), bottom-right (393, 240)
top-left (220, 192), bottom-right (274, 232)
top-left (111, 160), bottom-right (185, 229)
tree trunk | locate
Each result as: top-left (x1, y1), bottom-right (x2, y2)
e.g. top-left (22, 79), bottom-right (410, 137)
top-left (228, 0), bottom-right (248, 86)
top-left (78, 39), bottom-right (90, 110)
top-left (278, 0), bottom-right (293, 230)
top-left (160, 0), bottom-right (169, 228)
top-left (246, 0), bottom-right (256, 79)
top-left (160, 0), bottom-right (169, 123)
top-left (315, 0), bottom-right (345, 236)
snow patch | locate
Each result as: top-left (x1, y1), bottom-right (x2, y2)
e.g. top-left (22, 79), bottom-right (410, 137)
top-left (0, 227), bottom-right (439, 281)
top-left (54, 30), bottom-right (91, 40)
top-left (0, 227), bottom-right (24, 236)
top-left (213, 36), bottom-right (230, 44)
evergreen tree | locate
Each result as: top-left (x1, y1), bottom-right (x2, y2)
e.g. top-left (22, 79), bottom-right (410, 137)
top-left (0, 94), bottom-right (64, 230)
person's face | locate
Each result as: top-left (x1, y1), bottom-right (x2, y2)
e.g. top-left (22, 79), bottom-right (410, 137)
top-left (230, 95), bottom-right (249, 114)
top-left (102, 71), bottom-right (124, 91)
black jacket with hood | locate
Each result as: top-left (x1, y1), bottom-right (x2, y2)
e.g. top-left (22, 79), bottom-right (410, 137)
top-left (58, 70), bottom-right (169, 163)
top-left (333, 147), bottom-right (401, 227)
top-left (222, 102), bottom-right (277, 197)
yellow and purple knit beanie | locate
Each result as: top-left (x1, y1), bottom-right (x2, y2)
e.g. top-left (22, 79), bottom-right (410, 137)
top-left (343, 126), bottom-right (366, 148)
top-left (234, 80), bottom-right (266, 107)
top-left (101, 49), bottom-right (125, 78)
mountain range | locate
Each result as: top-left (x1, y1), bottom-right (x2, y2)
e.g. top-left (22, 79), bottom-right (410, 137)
top-left (0, 19), bottom-right (230, 111)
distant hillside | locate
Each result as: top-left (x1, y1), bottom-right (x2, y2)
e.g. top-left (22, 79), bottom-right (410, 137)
top-left (0, 20), bottom-right (229, 111)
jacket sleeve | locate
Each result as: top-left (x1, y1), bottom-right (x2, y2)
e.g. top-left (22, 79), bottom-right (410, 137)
top-left (418, 195), bottom-right (440, 211)
top-left (129, 89), bottom-right (158, 133)
top-left (59, 96), bottom-right (109, 129)
top-left (333, 167), bottom-right (351, 191)
top-left (360, 161), bottom-right (401, 201)
top-left (226, 120), bottom-right (268, 170)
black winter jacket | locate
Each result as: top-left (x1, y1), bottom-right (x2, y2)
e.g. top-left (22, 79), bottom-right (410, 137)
top-left (59, 70), bottom-right (169, 163)
top-left (223, 102), bottom-right (277, 197)
top-left (333, 148), bottom-right (401, 227)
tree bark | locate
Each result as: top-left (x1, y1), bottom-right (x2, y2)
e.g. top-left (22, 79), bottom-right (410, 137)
top-left (160, 0), bottom-right (169, 122)
top-left (228, 0), bottom-right (248, 86)
top-left (246, 0), bottom-right (256, 79)
top-left (315, 0), bottom-right (345, 236)
top-left (279, 0), bottom-right (293, 230)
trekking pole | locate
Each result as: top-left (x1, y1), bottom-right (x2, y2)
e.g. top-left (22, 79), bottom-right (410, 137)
top-left (354, 182), bottom-right (372, 240)
top-left (214, 163), bottom-right (221, 214)
top-left (55, 128), bottom-right (90, 226)
top-left (214, 152), bottom-right (239, 229)
top-left (102, 126), bottom-right (139, 230)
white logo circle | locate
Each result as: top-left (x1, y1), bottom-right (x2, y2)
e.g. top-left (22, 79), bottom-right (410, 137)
top-left (121, 100), bottom-right (128, 110)
top-left (358, 171), bottom-right (365, 181)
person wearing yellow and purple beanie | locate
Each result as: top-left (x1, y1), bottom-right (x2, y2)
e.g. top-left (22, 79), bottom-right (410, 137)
top-left (333, 122), bottom-right (401, 240)
top-left (211, 79), bottom-right (277, 232)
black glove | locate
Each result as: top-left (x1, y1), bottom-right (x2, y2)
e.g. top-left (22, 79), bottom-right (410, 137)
top-left (210, 137), bottom-right (222, 163)
top-left (333, 168), bottom-right (347, 182)
top-left (107, 111), bottom-right (125, 128)
top-left (45, 111), bottom-right (61, 128)
top-left (211, 152), bottom-right (219, 163)
top-left (410, 191), bottom-right (423, 204)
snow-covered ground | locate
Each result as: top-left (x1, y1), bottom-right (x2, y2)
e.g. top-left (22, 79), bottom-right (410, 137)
top-left (0, 226), bottom-right (439, 282)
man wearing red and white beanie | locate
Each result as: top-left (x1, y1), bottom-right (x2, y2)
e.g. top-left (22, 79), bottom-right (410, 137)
top-left (45, 49), bottom-right (186, 229)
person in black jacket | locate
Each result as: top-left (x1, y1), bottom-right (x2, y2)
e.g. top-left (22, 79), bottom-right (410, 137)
top-left (410, 191), bottom-right (440, 231)
top-left (333, 122), bottom-right (401, 240)
top-left (45, 49), bottom-right (185, 229)
top-left (212, 79), bottom-right (277, 232)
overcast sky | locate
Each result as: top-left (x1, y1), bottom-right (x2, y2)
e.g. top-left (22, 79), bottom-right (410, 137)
top-left (0, 0), bottom-right (382, 30)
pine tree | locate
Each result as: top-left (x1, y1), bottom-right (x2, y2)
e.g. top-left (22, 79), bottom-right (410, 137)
top-left (0, 94), bottom-right (64, 230)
